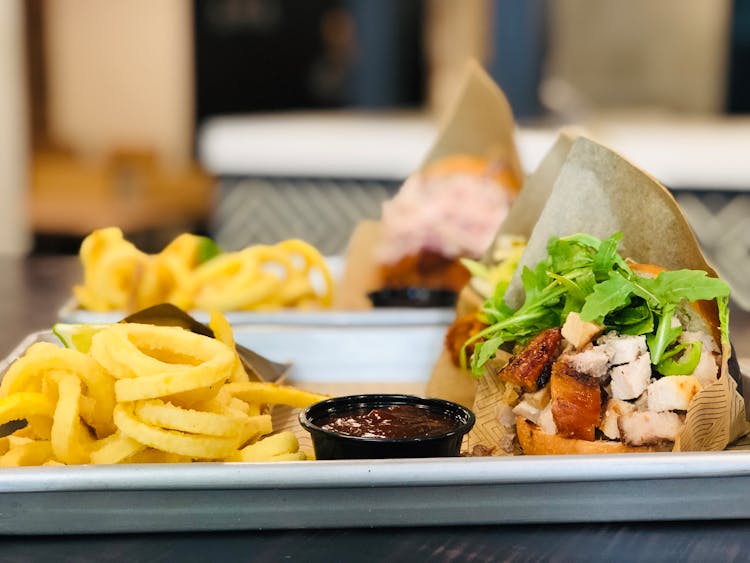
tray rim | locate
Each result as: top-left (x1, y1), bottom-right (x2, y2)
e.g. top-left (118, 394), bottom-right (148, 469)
top-left (2, 450), bottom-right (750, 494)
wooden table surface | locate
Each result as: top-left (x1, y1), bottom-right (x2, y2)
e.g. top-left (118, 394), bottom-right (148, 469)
top-left (3, 255), bottom-right (750, 562)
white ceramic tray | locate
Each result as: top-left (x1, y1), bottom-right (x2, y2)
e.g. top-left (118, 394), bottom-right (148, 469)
top-left (1, 329), bottom-right (750, 535)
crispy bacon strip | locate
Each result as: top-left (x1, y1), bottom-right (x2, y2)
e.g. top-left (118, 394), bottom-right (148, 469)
top-left (494, 328), bottom-right (562, 392)
top-left (550, 356), bottom-right (601, 441)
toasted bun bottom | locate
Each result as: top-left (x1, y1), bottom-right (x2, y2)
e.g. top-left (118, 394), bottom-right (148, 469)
top-left (516, 417), bottom-right (670, 455)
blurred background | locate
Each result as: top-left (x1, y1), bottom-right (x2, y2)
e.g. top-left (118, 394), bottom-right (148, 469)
top-left (2, 0), bottom-right (750, 303)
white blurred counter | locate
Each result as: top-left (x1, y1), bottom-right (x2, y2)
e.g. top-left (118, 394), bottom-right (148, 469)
top-left (199, 110), bottom-right (750, 190)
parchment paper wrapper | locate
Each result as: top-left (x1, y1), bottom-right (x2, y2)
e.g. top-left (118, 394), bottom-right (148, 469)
top-left (426, 132), bottom-right (577, 408)
top-left (466, 136), bottom-right (749, 454)
top-left (336, 60), bottom-right (522, 309)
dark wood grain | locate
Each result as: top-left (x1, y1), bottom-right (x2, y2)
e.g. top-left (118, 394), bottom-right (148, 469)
top-left (2, 256), bottom-right (750, 560)
top-left (3, 521), bottom-right (750, 562)
top-left (0, 256), bottom-right (81, 355)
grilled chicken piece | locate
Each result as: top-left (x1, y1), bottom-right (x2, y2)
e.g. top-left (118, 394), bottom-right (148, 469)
top-left (495, 328), bottom-right (563, 392)
top-left (550, 356), bottom-right (602, 440)
top-left (646, 375), bottom-right (701, 412)
top-left (561, 312), bottom-right (604, 350)
top-left (598, 332), bottom-right (647, 365)
top-left (610, 354), bottom-right (652, 400)
top-left (512, 387), bottom-right (551, 426)
top-left (566, 346), bottom-right (610, 379)
top-left (679, 331), bottom-right (719, 387)
top-left (599, 398), bottom-right (637, 440)
top-left (618, 411), bottom-right (685, 446)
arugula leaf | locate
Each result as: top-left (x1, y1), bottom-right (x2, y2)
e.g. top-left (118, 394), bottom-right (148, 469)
top-left (548, 272), bottom-right (587, 303)
top-left (646, 305), bottom-right (683, 365)
top-left (470, 336), bottom-right (507, 373)
top-left (638, 270), bottom-right (730, 305)
top-left (579, 271), bottom-right (634, 323)
top-left (592, 232), bottom-right (623, 281)
top-left (547, 236), bottom-right (595, 273)
top-left (605, 300), bottom-right (653, 335)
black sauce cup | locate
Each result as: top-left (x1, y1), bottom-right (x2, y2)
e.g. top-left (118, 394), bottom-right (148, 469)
top-left (299, 394), bottom-right (476, 460)
top-left (367, 288), bottom-right (457, 308)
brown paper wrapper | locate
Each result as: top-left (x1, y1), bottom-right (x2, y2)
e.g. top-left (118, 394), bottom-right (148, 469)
top-left (473, 131), bottom-right (578, 296)
top-left (426, 132), bottom-right (577, 406)
top-left (421, 59), bottom-right (523, 181)
top-left (335, 60), bottom-right (522, 310)
top-left (335, 220), bottom-right (382, 310)
top-left (467, 136), bottom-right (749, 454)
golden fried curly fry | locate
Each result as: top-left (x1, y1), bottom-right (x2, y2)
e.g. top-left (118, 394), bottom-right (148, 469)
top-left (113, 403), bottom-right (240, 460)
top-left (0, 315), bottom-right (312, 466)
top-left (230, 431), bottom-right (302, 462)
top-left (74, 228), bottom-right (334, 312)
top-left (89, 323), bottom-right (234, 401)
top-left (49, 371), bottom-right (94, 464)
top-left (209, 310), bottom-right (250, 383)
top-left (224, 382), bottom-right (328, 409)
top-left (134, 399), bottom-right (248, 438)
top-left (89, 432), bottom-right (146, 465)
top-left (0, 440), bottom-right (55, 467)
top-left (0, 343), bottom-right (116, 437)
top-left (74, 227), bottom-right (147, 311)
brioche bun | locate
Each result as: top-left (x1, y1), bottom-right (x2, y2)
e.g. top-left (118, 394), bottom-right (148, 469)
top-left (516, 417), bottom-right (670, 455)
top-left (423, 155), bottom-right (521, 192)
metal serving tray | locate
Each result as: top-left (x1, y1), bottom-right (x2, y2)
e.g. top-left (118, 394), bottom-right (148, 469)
top-left (1, 329), bottom-right (750, 535)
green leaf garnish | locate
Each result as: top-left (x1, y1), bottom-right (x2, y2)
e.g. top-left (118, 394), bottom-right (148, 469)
top-left (196, 236), bottom-right (222, 264)
top-left (646, 304), bottom-right (682, 365)
top-left (580, 271), bottom-right (634, 324)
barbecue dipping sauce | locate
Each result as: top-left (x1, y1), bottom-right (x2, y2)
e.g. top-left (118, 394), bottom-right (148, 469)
top-left (317, 404), bottom-right (458, 439)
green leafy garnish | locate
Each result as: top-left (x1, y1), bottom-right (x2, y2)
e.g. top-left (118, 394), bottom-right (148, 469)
top-left (196, 236), bottom-right (222, 264)
top-left (645, 304), bottom-right (682, 365)
top-left (464, 232), bottom-right (731, 376)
